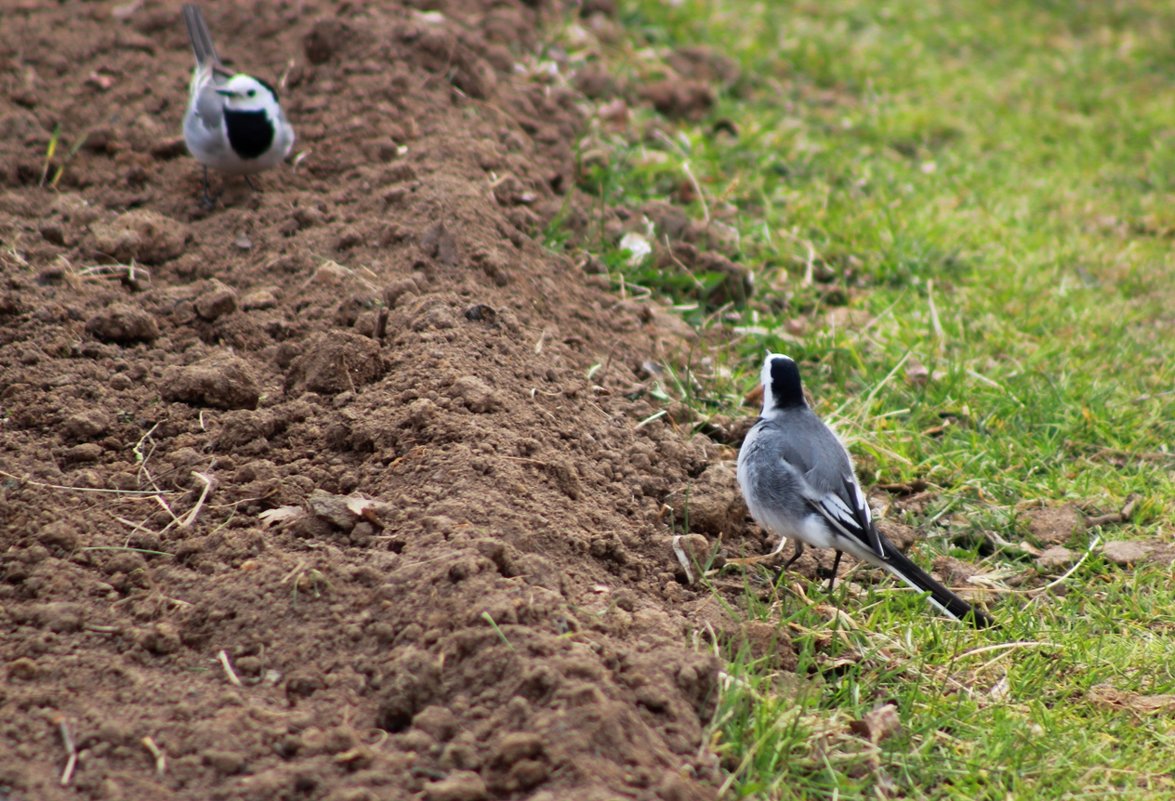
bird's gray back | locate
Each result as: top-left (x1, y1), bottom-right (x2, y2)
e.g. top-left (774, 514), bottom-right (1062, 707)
top-left (754, 410), bottom-right (856, 493)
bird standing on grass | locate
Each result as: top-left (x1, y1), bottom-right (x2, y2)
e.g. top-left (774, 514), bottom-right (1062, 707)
top-left (736, 353), bottom-right (994, 628)
top-left (181, 3), bottom-right (294, 205)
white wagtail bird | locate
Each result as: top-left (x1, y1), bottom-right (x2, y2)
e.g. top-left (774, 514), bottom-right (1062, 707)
top-left (737, 353), bottom-right (994, 628)
top-left (181, 3), bottom-right (294, 205)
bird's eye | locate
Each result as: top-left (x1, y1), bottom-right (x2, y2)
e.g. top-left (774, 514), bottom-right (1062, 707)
top-left (246, 89), bottom-right (256, 98)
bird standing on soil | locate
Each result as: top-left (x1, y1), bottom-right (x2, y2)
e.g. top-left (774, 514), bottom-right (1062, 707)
top-left (736, 353), bottom-right (994, 628)
top-left (181, 3), bottom-right (295, 205)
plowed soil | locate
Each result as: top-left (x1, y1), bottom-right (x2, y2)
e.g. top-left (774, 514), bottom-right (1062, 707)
top-left (0, 2), bottom-right (760, 799)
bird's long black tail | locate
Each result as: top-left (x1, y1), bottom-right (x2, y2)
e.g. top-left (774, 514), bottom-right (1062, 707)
top-left (880, 548), bottom-right (995, 628)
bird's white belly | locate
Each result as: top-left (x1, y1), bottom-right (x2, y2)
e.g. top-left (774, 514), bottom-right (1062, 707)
top-left (183, 112), bottom-right (289, 175)
top-left (750, 500), bottom-right (839, 551)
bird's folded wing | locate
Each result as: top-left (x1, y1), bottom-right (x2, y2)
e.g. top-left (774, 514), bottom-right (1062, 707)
top-left (192, 83), bottom-right (226, 130)
top-left (802, 477), bottom-right (886, 558)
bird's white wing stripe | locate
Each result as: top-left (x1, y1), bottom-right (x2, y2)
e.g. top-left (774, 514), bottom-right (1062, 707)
top-left (850, 480), bottom-right (871, 523)
top-left (821, 493), bottom-right (859, 529)
top-left (803, 491), bottom-right (886, 559)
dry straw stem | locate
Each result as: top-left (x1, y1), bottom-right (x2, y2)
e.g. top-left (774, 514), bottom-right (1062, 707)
top-left (217, 650), bottom-right (243, 687)
top-left (141, 736), bottom-right (166, 776)
top-left (0, 469), bottom-right (174, 496)
top-left (180, 471), bottom-right (217, 528)
top-left (55, 716), bottom-right (77, 786)
top-left (671, 534), bottom-right (695, 584)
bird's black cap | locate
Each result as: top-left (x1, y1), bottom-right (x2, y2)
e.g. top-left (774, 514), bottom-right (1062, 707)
top-left (766, 354), bottom-right (806, 410)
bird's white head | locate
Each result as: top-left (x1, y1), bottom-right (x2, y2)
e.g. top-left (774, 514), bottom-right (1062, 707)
top-left (760, 352), bottom-right (807, 415)
top-left (217, 73), bottom-right (281, 115)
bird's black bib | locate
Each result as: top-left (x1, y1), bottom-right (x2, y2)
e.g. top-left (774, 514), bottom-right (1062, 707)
top-left (224, 109), bottom-right (275, 160)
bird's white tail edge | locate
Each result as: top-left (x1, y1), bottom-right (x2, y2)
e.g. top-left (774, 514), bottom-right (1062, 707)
top-left (880, 548), bottom-right (995, 628)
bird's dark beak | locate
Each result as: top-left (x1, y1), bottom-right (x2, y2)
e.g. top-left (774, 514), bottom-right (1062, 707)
top-left (215, 88), bottom-right (236, 98)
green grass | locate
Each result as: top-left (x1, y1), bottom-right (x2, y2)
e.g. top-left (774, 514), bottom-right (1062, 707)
top-left (551, 0), bottom-right (1175, 798)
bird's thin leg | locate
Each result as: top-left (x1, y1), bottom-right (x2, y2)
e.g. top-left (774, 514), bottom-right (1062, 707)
top-left (244, 175), bottom-right (261, 192)
top-left (827, 550), bottom-right (843, 594)
top-left (772, 540), bottom-right (804, 585)
top-left (200, 166), bottom-right (216, 209)
top-left (781, 539), bottom-right (804, 571)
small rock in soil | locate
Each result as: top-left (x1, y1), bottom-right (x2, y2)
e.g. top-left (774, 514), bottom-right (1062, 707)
top-left (7, 658), bottom-right (38, 681)
top-left (640, 79), bottom-right (715, 120)
top-left (285, 332), bottom-right (384, 396)
top-left (1103, 540), bottom-right (1175, 566)
top-left (90, 209), bottom-right (186, 264)
top-left (195, 282), bottom-right (239, 321)
top-left (1024, 504), bottom-right (1085, 546)
top-left (423, 771), bottom-right (487, 801)
top-left (493, 731), bottom-right (544, 765)
top-left (451, 375), bottom-right (503, 413)
top-left (62, 443), bottom-right (103, 464)
top-left (666, 462), bottom-right (743, 537)
top-left (420, 221), bottom-right (460, 267)
top-left (304, 19), bottom-right (356, 65)
top-left (61, 409), bottom-right (114, 442)
top-left (1036, 545), bottom-right (1077, 570)
top-left (31, 601), bottom-right (85, 632)
top-left (161, 353), bottom-right (261, 410)
top-left (413, 705), bottom-right (459, 742)
top-left (85, 303), bottom-right (159, 344)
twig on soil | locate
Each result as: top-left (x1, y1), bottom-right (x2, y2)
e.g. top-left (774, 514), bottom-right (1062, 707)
top-left (671, 535), bottom-right (695, 584)
top-left (951, 641), bottom-right (1052, 663)
top-left (141, 736), bottom-right (166, 776)
top-left (84, 624), bottom-right (122, 634)
top-left (217, 650), bottom-right (243, 687)
top-left (364, 729), bottom-right (389, 749)
top-left (586, 344), bottom-right (620, 391)
top-left (978, 528), bottom-right (1038, 557)
top-left (76, 262), bottom-right (150, 288)
top-left (56, 716), bottom-right (78, 786)
top-left (132, 423), bottom-right (168, 496)
top-left (152, 493), bottom-right (181, 526)
top-left (113, 515), bottom-right (160, 537)
top-left (0, 469), bottom-right (173, 495)
top-left (180, 471), bottom-right (217, 529)
top-left (1031, 533), bottom-right (1102, 596)
top-left (111, 590), bottom-right (191, 609)
top-left (132, 423), bottom-right (158, 460)
top-left (1092, 446), bottom-right (1175, 463)
top-left (1086, 494), bottom-right (1139, 527)
top-left (82, 545), bottom-right (172, 557)
top-left (635, 410), bottom-right (667, 430)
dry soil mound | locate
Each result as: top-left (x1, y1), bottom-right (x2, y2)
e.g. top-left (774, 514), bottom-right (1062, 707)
top-left (0, 2), bottom-right (753, 799)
